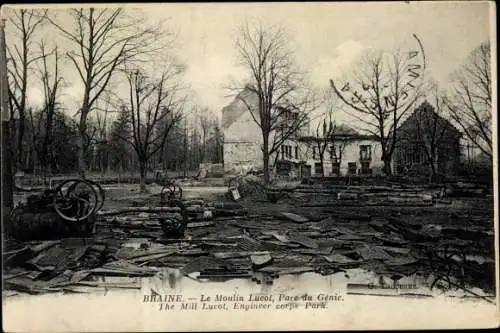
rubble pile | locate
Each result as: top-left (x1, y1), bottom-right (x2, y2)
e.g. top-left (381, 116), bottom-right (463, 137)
top-left (226, 175), bottom-right (268, 200)
top-left (3, 180), bottom-right (495, 299)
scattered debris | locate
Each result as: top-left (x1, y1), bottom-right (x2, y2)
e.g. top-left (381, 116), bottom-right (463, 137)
top-left (251, 253), bottom-right (273, 268)
top-left (4, 177), bottom-right (494, 297)
top-left (229, 187), bottom-right (241, 201)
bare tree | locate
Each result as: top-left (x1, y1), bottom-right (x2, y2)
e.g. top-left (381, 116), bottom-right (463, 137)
top-left (313, 111), bottom-right (334, 177)
top-left (445, 41), bottom-right (492, 159)
top-left (109, 106), bottom-right (132, 176)
top-left (90, 97), bottom-right (113, 176)
top-left (411, 84), bottom-right (457, 179)
top-left (330, 39), bottom-right (427, 175)
top-left (232, 22), bottom-right (317, 183)
top-left (330, 139), bottom-right (347, 174)
top-left (36, 40), bottom-right (64, 177)
top-left (6, 9), bottom-right (46, 169)
top-left (196, 109), bottom-right (211, 164)
top-left (45, 8), bottom-right (169, 176)
top-left (182, 119), bottom-right (188, 178)
top-left (311, 93), bottom-right (348, 177)
top-left (118, 69), bottom-right (184, 192)
top-left (213, 121), bottom-right (223, 164)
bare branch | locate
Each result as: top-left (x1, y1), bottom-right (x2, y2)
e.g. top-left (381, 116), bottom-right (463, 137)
top-left (44, 7), bottom-right (172, 174)
top-left (329, 45), bottom-right (427, 175)
top-left (228, 21), bottom-right (314, 182)
top-left (445, 41), bottom-right (492, 158)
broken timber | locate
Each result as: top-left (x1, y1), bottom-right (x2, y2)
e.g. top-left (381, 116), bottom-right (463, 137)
top-left (98, 206), bottom-right (181, 216)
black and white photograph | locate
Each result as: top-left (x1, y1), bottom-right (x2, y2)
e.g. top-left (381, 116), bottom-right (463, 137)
top-left (1, 1), bottom-right (498, 331)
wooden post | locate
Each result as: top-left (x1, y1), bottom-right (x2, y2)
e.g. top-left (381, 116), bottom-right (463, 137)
top-left (1, 18), bottom-right (14, 232)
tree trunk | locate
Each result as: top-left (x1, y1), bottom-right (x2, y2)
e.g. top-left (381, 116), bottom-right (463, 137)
top-left (118, 163), bottom-right (123, 184)
top-left (100, 147), bottom-right (106, 178)
top-left (2, 120), bottom-right (14, 234)
top-left (42, 112), bottom-right (53, 173)
top-left (77, 119), bottom-right (87, 178)
top-left (77, 91), bottom-right (90, 178)
top-left (382, 156), bottom-right (392, 176)
top-left (428, 148), bottom-right (439, 182)
top-left (106, 153), bottom-right (111, 175)
top-left (429, 160), bottom-right (438, 182)
top-left (263, 152), bottom-right (270, 184)
top-left (17, 113), bottom-right (25, 169)
top-left (262, 136), bottom-right (270, 184)
top-left (139, 160), bottom-right (147, 193)
top-left (319, 155), bottom-right (325, 177)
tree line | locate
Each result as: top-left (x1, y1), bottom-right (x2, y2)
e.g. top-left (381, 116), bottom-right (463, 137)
top-left (5, 8), bottom-right (223, 190)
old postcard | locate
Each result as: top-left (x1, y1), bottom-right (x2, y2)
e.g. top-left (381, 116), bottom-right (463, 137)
top-left (1, 1), bottom-right (498, 331)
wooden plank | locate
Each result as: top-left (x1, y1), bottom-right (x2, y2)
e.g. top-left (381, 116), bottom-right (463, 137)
top-left (128, 251), bottom-right (178, 264)
top-left (266, 231), bottom-right (290, 243)
top-left (98, 206), bottom-right (181, 216)
top-left (187, 221), bottom-right (214, 228)
top-left (259, 266), bottom-right (314, 275)
top-left (288, 234), bottom-right (318, 249)
top-left (385, 256), bottom-right (420, 266)
top-left (324, 254), bottom-right (356, 264)
top-left (281, 212), bottom-right (309, 223)
top-left (89, 268), bottom-right (158, 276)
top-left (213, 251), bottom-right (270, 259)
top-left (378, 246), bottom-right (411, 255)
top-left (76, 281), bottom-right (141, 289)
top-left (90, 260), bottom-right (160, 276)
top-left (357, 245), bottom-right (393, 261)
top-left (3, 246), bottom-right (32, 267)
top-left (198, 273), bottom-right (251, 280)
top-left (336, 233), bottom-right (365, 241)
top-left (29, 240), bottom-right (60, 254)
top-left (297, 246), bottom-right (333, 255)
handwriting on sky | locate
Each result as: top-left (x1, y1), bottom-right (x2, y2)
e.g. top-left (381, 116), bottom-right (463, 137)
top-left (339, 34), bottom-right (426, 111)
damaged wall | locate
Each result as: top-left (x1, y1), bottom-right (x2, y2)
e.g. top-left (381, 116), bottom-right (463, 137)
top-left (224, 141), bottom-right (264, 174)
top-left (221, 88), bottom-right (278, 175)
top-left (222, 93), bottom-right (263, 173)
top-left (301, 139), bottom-right (384, 176)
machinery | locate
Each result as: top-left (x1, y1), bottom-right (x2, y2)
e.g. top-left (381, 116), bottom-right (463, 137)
top-left (159, 180), bottom-right (183, 203)
top-left (8, 179), bottom-right (105, 240)
top-left (158, 180), bottom-right (187, 238)
top-left (8, 175), bottom-right (190, 240)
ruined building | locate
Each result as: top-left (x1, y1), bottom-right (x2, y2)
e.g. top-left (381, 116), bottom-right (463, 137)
top-left (297, 125), bottom-right (384, 177)
top-left (222, 88), bottom-right (308, 175)
top-left (392, 101), bottom-right (462, 176)
top-left (223, 94), bottom-right (464, 178)
top-left (222, 88), bottom-right (262, 174)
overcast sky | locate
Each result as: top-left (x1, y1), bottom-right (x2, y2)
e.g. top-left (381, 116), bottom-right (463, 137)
top-left (3, 1), bottom-right (494, 125)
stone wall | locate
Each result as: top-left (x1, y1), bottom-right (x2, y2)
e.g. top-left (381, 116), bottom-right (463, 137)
top-left (223, 141), bottom-right (263, 174)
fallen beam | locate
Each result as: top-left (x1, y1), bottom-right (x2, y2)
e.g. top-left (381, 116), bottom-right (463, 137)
top-left (98, 206), bottom-right (181, 216)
